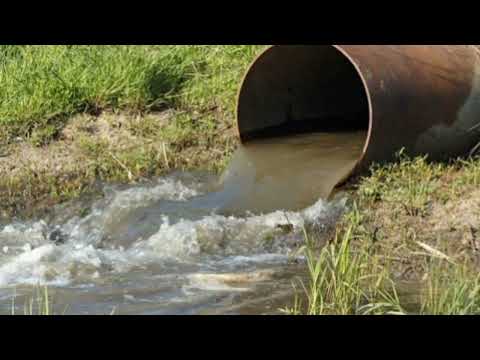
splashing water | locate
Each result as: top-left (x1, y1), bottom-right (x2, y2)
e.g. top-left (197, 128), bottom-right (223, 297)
top-left (0, 132), bottom-right (365, 315)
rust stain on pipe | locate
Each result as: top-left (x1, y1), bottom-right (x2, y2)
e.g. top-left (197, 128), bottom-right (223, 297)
top-left (236, 45), bottom-right (480, 180)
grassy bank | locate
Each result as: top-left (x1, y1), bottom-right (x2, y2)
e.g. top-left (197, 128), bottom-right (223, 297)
top-left (286, 153), bottom-right (480, 315)
top-left (0, 45), bottom-right (263, 145)
top-left (0, 45), bottom-right (265, 218)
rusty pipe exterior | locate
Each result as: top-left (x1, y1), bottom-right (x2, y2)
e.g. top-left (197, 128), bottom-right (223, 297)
top-left (236, 45), bottom-right (480, 176)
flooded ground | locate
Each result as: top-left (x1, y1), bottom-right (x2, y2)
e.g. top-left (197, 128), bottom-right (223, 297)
top-left (0, 131), bottom-right (366, 315)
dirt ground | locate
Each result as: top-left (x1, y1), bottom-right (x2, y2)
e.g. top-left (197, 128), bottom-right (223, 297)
top-left (0, 110), bottom-right (238, 219)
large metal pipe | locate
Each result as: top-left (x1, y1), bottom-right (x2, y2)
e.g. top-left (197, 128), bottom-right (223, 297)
top-left (236, 45), bottom-right (480, 179)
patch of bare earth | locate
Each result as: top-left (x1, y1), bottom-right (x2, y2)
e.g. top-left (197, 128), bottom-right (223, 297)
top-left (0, 110), bottom-right (238, 219)
top-left (353, 184), bottom-right (480, 282)
top-left (428, 190), bottom-right (480, 264)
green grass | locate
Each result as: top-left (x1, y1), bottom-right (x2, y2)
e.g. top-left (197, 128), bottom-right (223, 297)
top-left (285, 209), bottom-right (405, 315)
top-left (358, 150), bottom-right (446, 216)
top-left (286, 208), bottom-right (480, 315)
top-left (10, 286), bottom-right (53, 315)
top-left (0, 45), bottom-right (265, 145)
top-left (286, 152), bottom-right (480, 315)
top-left (420, 259), bottom-right (480, 315)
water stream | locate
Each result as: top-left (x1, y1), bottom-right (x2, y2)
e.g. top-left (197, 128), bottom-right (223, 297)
top-left (0, 131), bottom-right (366, 315)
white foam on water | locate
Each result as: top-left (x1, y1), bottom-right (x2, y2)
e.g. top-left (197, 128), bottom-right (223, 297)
top-left (62, 177), bottom-right (203, 247)
top-left (0, 221), bottom-right (49, 249)
top-left (104, 177), bottom-right (201, 208)
top-left (0, 182), bottom-right (345, 288)
top-left (144, 196), bottom-right (345, 259)
top-left (0, 244), bottom-right (64, 286)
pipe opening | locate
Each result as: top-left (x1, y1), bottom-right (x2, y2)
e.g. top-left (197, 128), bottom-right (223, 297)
top-left (237, 45), bottom-right (371, 144)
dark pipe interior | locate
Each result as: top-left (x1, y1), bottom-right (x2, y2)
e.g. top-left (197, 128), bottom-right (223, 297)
top-left (238, 46), bottom-right (370, 142)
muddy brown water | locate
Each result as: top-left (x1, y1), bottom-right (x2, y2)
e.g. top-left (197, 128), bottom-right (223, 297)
top-left (218, 131), bottom-right (365, 214)
top-left (0, 131), bottom-right (366, 315)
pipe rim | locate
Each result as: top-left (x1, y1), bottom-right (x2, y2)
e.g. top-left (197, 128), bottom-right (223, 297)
top-left (236, 45), bottom-right (374, 177)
